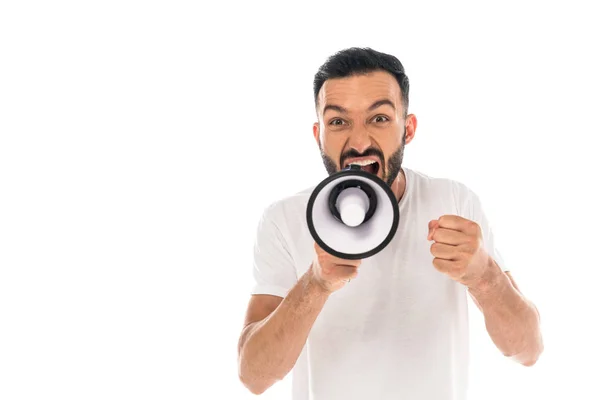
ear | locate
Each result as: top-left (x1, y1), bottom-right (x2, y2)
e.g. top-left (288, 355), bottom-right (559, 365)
top-left (313, 122), bottom-right (321, 147)
top-left (404, 114), bottom-right (417, 145)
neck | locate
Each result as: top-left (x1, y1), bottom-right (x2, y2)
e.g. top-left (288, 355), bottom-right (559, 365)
top-left (390, 168), bottom-right (406, 203)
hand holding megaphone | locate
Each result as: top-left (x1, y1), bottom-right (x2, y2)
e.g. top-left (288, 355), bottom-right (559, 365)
top-left (310, 242), bottom-right (362, 293)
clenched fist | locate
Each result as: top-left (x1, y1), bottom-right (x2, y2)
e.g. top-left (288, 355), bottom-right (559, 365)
top-left (428, 215), bottom-right (492, 288)
top-left (310, 242), bottom-right (362, 293)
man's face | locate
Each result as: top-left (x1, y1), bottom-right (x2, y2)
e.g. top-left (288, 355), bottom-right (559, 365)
top-left (313, 70), bottom-right (414, 187)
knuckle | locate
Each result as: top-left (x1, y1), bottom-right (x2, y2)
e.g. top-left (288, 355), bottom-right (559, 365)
top-left (468, 221), bottom-right (480, 232)
top-left (460, 244), bottom-right (474, 255)
top-left (465, 237), bottom-right (477, 248)
top-left (453, 263), bottom-right (466, 273)
top-left (459, 251), bottom-right (471, 260)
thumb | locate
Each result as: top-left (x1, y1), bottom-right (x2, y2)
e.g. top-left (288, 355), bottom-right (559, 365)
top-left (428, 219), bottom-right (439, 240)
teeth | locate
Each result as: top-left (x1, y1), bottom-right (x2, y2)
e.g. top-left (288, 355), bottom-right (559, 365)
top-left (349, 159), bottom-right (376, 166)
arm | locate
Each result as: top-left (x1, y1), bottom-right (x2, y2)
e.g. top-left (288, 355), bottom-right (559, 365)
top-left (428, 215), bottom-right (544, 366)
top-left (237, 266), bottom-right (330, 395)
top-left (468, 263), bottom-right (544, 366)
top-left (238, 241), bottom-right (361, 395)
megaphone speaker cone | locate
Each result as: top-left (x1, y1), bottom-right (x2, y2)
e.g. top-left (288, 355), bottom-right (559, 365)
top-left (336, 187), bottom-right (369, 227)
top-left (306, 166), bottom-right (400, 260)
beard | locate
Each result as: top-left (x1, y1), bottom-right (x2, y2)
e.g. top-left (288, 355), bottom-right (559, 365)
top-left (320, 131), bottom-right (406, 187)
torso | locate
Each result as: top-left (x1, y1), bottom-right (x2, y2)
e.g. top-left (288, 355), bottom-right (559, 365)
top-left (270, 167), bottom-right (473, 400)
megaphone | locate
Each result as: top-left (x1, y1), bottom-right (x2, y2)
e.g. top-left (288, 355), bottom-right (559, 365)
top-left (306, 164), bottom-right (400, 260)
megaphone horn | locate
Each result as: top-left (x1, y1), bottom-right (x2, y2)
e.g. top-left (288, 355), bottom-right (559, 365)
top-left (306, 165), bottom-right (400, 260)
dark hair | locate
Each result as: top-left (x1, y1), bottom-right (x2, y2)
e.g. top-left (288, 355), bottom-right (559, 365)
top-left (313, 47), bottom-right (410, 116)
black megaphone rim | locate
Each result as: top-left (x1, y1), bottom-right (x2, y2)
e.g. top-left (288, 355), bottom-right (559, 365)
top-left (306, 166), bottom-right (400, 260)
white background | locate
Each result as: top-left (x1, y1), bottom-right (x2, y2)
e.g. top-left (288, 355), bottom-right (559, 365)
top-left (1, 1), bottom-right (599, 399)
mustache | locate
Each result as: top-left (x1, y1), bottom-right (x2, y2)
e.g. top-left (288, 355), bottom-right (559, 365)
top-left (340, 148), bottom-right (385, 167)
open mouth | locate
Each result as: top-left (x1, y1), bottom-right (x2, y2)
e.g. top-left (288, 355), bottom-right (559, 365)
top-left (347, 159), bottom-right (380, 175)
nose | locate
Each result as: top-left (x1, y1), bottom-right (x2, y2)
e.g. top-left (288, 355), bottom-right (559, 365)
top-left (347, 128), bottom-right (372, 155)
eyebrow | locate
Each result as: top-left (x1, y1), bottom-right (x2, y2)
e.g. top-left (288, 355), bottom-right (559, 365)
top-left (368, 99), bottom-right (396, 111)
top-left (323, 98), bottom-right (396, 115)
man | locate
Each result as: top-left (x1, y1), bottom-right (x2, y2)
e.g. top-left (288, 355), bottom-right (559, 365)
top-left (237, 47), bottom-right (543, 400)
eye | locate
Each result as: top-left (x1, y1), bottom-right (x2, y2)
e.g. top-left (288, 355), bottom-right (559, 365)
top-left (372, 115), bottom-right (389, 123)
top-left (329, 118), bottom-right (346, 126)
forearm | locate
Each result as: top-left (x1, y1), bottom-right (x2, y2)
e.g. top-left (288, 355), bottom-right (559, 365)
top-left (468, 260), bottom-right (543, 366)
top-left (238, 266), bottom-right (329, 394)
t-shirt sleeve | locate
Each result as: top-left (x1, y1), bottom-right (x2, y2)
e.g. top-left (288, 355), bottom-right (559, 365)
top-left (465, 188), bottom-right (510, 273)
top-left (250, 205), bottom-right (299, 298)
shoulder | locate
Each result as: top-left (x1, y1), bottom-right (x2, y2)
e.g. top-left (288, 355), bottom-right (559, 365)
top-left (257, 185), bottom-right (314, 228)
top-left (404, 167), bottom-right (480, 216)
top-left (406, 167), bottom-right (477, 198)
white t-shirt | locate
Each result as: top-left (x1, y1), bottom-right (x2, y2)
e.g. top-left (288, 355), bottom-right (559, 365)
top-left (250, 166), bottom-right (507, 400)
